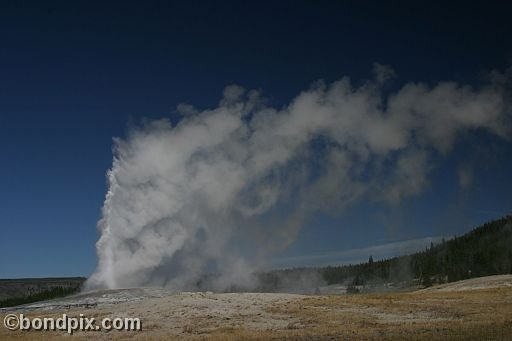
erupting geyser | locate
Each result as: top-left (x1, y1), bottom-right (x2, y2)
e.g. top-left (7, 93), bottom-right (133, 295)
top-left (86, 64), bottom-right (511, 290)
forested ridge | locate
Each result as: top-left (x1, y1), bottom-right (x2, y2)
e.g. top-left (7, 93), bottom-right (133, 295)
top-left (322, 215), bottom-right (512, 287)
top-left (260, 216), bottom-right (512, 291)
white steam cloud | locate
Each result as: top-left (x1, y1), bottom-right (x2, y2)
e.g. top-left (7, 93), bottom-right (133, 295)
top-left (86, 65), bottom-right (510, 290)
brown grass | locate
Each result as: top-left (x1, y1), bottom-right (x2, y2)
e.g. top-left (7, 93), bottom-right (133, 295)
top-left (207, 288), bottom-right (512, 340)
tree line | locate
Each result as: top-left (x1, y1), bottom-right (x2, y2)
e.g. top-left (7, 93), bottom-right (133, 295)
top-left (0, 286), bottom-right (81, 308)
top-left (321, 215), bottom-right (512, 288)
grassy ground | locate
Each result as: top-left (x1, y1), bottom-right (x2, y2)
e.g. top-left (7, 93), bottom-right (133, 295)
top-left (208, 287), bottom-right (512, 340)
top-left (1, 287), bottom-right (511, 340)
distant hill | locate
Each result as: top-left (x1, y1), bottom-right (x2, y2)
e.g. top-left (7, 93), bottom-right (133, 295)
top-left (321, 215), bottom-right (512, 288)
top-left (0, 277), bottom-right (85, 307)
top-left (261, 216), bottom-right (512, 292)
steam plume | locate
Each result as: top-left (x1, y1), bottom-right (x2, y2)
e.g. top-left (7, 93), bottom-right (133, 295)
top-left (86, 65), bottom-right (510, 290)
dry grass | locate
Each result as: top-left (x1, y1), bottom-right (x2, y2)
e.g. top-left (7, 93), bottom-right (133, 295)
top-left (1, 287), bottom-right (511, 340)
top-left (207, 288), bottom-right (512, 340)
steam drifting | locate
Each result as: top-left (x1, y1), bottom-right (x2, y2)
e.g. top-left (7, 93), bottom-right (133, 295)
top-left (87, 65), bottom-right (510, 290)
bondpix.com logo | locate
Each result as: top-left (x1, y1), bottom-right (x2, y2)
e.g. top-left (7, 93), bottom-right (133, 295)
top-left (3, 313), bottom-right (141, 334)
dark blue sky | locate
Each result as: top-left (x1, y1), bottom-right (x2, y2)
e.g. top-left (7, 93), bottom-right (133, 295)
top-left (1, 1), bottom-right (511, 278)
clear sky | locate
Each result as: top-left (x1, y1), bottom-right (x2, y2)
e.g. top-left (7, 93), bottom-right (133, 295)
top-left (1, 0), bottom-right (511, 278)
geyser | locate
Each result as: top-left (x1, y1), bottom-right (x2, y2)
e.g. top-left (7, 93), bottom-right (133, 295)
top-left (87, 64), bottom-right (510, 290)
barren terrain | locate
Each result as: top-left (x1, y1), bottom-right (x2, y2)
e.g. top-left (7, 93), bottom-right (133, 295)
top-left (1, 275), bottom-right (511, 340)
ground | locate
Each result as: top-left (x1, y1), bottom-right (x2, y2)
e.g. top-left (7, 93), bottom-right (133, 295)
top-left (1, 275), bottom-right (511, 340)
